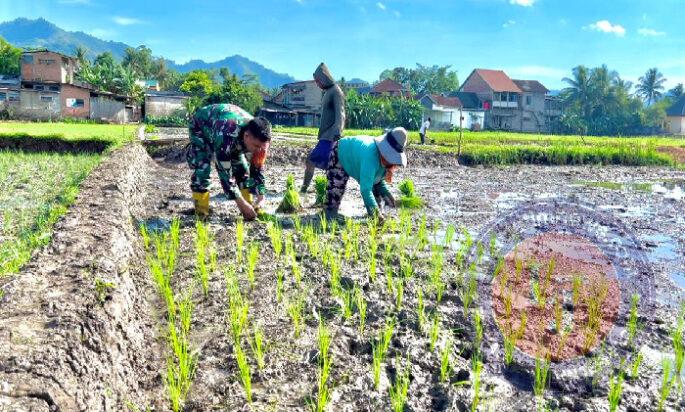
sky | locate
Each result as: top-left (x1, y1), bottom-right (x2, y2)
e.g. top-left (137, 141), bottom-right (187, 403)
top-left (2, 0), bottom-right (684, 90)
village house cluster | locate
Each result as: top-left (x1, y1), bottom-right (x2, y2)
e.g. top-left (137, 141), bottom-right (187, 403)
top-left (2, 48), bottom-right (684, 135)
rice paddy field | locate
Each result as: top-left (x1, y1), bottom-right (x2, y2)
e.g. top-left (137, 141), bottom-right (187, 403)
top-left (0, 123), bottom-right (684, 412)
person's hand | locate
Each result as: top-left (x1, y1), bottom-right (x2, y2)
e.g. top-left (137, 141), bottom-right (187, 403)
top-left (383, 194), bottom-right (396, 208)
top-left (254, 194), bottom-right (265, 211)
top-left (236, 197), bottom-right (258, 221)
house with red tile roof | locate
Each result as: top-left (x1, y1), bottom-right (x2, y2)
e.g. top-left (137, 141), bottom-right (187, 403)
top-left (459, 69), bottom-right (560, 132)
top-left (370, 78), bottom-right (411, 98)
top-left (418, 93), bottom-right (485, 130)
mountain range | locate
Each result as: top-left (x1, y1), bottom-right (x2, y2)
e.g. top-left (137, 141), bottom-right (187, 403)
top-left (0, 18), bottom-right (297, 88)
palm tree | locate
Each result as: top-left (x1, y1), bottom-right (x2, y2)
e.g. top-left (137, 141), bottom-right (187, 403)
top-left (668, 83), bottom-right (684, 100)
top-left (636, 68), bottom-right (667, 105)
top-left (562, 65), bottom-right (593, 118)
top-left (74, 46), bottom-right (89, 66)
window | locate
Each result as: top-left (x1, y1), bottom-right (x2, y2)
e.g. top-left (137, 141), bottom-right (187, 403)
top-left (0, 92), bottom-right (6, 101)
top-left (39, 59), bottom-right (56, 65)
top-left (66, 98), bottom-right (84, 108)
top-left (510, 93), bottom-right (519, 102)
top-left (34, 85), bottom-right (44, 91)
top-left (49, 85), bottom-right (60, 92)
top-left (22, 54), bottom-right (34, 64)
top-left (40, 95), bottom-right (54, 102)
top-left (8, 92), bottom-right (19, 102)
top-left (526, 95), bottom-right (532, 105)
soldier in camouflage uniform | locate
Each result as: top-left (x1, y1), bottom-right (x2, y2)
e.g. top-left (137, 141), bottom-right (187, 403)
top-left (186, 104), bottom-right (272, 220)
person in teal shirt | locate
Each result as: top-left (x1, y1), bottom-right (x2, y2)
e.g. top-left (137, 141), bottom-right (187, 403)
top-left (325, 127), bottom-right (408, 219)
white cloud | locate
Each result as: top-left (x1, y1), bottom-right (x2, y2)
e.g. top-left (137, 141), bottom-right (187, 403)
top-left (503, 19), bottom-right (516, 28)
top-left (393, 10), bottom-right (401, 18)
top-left (509, 0), bottom-right (537, 6)
top-left (586, 20), bottom-right (626, 37)
top-left (638, 28), bottom-right (666, 37)
top-left (376, 2), bottom-right (386, 11)
top-left (558, 18), bottom-right (568, 26)
top-left (113, 16), bottom-right (144, 26)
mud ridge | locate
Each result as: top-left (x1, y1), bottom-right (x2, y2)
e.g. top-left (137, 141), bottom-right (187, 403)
top-left (0, 144), bottom-right (162, 411)
top-left (0, 135), bottom-right (112, 154)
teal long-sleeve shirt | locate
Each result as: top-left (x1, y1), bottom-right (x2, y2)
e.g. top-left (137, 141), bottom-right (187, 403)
top-left (337, 136), bottom-right (392, 214)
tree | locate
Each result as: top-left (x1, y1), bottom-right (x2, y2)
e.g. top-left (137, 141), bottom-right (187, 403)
top-left (206, 71), bottom-right (263, 114)
top-left (74, 45), bottom-right (89, 67)
top-left (379, 64), bottom-right (459, 95)
top-left (123, 45), bottom-right (154, 78)
top-left (0, 36), bottom-right (21, 76)
top-left (636, 68), bottom-right (667, 105)
top-left (179, 70), bottom-right (217, 97)
top-left (668, 83), bottom-right (684, 100)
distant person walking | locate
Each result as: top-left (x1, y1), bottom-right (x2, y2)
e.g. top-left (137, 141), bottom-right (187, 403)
top-left (300, 62), bottom-right (346, 193)
top-left (419, 117), bottom-right (431, 144)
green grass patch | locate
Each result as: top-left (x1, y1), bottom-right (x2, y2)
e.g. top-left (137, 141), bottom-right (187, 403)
top-left (274, 126), bottom-right (683, 167)
top-left (0, 150), bottom-right (101, 276)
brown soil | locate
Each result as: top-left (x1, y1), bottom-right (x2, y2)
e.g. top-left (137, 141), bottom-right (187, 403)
top-left (657, 145), bottom-right (685, 164)
top-left (491, 233), bottom-right (621, 361)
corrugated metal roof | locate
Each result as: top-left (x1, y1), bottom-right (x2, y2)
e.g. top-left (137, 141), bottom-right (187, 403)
top-left (512, 79), bottom-right (549, 94)
top-left (667, 96), bottom-right (685, 117)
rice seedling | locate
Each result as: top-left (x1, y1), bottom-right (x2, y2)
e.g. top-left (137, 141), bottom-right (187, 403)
top-left (658, 359), bottom-right (675, 412)
top-left (582, 326), bottom-right (598, 354)
top-left (502, 312), bottom-right (527, 366)
top-left (293, 215), bottom-right (302, 233)
top-left (355, 286), bottom-right (367, 335)
top-left (671, 311), bottom-right (684, 385)
top-left (266, 221), bottom-right (284, 259)
top-left (607, 370), bottom-right (624, 412)
top-left (371, 317), bottom-right (396, 390)
top-left (314, 175), bottom-right (328, 206)
top-left (319, 210), bottom-right (328, 234)
top-left (398, 178), bottom-right (423, 208)
top-left (554, 297), bottom-right (563, 333)
top-left (287, 292), bottom-right (306, 338)
top-left (416, 287), bottom-right (426, 332)
top-left (394, 277), bottom-right (404, 312)
top-left (531, 280), bottom-right (545, 309)
top-left (586, 278), bottom-right (609, 332)
top-left (630, 350), bottom-right (643, 380)
top-left (249, 325), bottom-right (267, 371)
top-left (572, 274), bottom-right (583, 307)
top-left (543, 257), bottom-right (555, 292)
top-left (371, 342), bottom-right (384, 390)
top-left (503, 288), bottom-right (514, 320)
top-left (313, 319), bottom-right (332, 412)
top-left (367, 238), bottom-right (378, 283)
top-left (489, 232), bottom-right (497, 257)
top-left (476, 241), bottom-right (484, 264)
top-left (341, 288), bottom-right (355, 320)
top-left (236, 218), bottom-right (245, 264)
top-left (400, 254), bottom-right (413, 279)
top-left (461, 226), bottom-right (473, 253)
top-left (473, 310), bottom-right (483, 354)
top-left (285, 232), bottom-right (295, 261)
top-left (444, 223), bottom-right (456, 247)
top-left (533, 356), bottom-right (551, 399)
top-left (494, 257), bottom-right (506, 284)
top-left (470, 357), bottom-right (483, 412)
top-left (276, 269), bottom-right (284, 302)
top-left (329, 219), bottom-right (338, 237)
top-left (276, 174), bottom-right (302, 213)
top-left (140, 223), bottom-right (151, 250)
top-left (246, 242), bottom-right (260, 289)
top-left (329, 254), bottom-right (342, 296)
top-left (235, 344), bottom-right (253, 403)
top-left (389, 357), bottom-right (410, 412)
top-left (514, 254), bottom-right (523, 283)
top-left (94, 278), bottom-right (115, 304)
top-left (166, 296), bottom-right (196, 412)
top-left (627, 293), bottom-right (640, 346)
top-left (194, 220), bottom-right (211, 296)
top-left (417, 214), bottom-right (428, 250)
top-left (429, 312), bottom-right (440, 352)
top-left (440, 337), bottom-right (452, 383)
top-left (384, 257), bottom-right (394, 296)
top-left (291, 257), bottom-right (303, 286)
top-left (461, 270), bottom-right (478, 313)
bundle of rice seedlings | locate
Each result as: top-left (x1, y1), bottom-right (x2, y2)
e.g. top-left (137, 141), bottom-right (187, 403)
top-left (314, 175), bottom-right (328, 206)
top-left (398, 179), bottom-right (423, 209)
top-left (276, 174), bottom-right (303, 213)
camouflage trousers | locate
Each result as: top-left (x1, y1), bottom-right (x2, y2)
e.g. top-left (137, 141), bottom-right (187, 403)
top-left (324, 141), bottom-right (383, 212)
top-left (185, 135), bottom-right (252, 200)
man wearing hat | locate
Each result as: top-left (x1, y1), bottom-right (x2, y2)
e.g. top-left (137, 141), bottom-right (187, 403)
top-left (324, 127), bottom-right (408, 220)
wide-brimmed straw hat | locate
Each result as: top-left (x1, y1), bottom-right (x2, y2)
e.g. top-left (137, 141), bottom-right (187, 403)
top-left (374, 127), bottom-right (408, 167)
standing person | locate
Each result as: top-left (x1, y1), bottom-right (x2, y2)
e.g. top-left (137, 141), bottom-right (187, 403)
top-left (324, 127), bottom-right (408, 221)
top-left (419, 117), bottom-right (431, 144)
top-left (300, 62), bottom-right (346, 193)
top-left (186, 103), bottom-right (272, 220)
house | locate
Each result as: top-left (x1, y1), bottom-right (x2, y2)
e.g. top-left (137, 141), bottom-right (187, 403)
top-left (666, 96), bottom-right (685, 135)
top-left (273, 80), bottom-right (322, 127)
top-left (459, 68), bottom-right (556, 132)
top-left (136, 80), bottom-right (160, 91)
top-left (0, 76), bottom-right (20, 112)
top-left (144, 90), bottom-right (189, 118)
top-left (370, 78), bottom-right (411, 98)
top-left (17, 49), bottom-right (138, 123)
top-left (345, 78), bottom-right (370, 92)
top-left (257, 100), bottom-right (297, 127)
top-left (418, 93), bottom-right (485, 130)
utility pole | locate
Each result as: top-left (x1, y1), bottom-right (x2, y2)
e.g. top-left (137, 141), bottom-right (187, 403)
top-left (457, 107), bottom-right (463, 161)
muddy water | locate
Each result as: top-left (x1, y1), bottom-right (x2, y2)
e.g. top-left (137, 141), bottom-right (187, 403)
top-left (141, 141), bottom-right (685, 411)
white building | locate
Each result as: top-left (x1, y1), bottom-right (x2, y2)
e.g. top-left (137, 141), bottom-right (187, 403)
top-left (418, 93), bottom-right (485, 131)
top-left (666, 96), bottom-right (685, 136)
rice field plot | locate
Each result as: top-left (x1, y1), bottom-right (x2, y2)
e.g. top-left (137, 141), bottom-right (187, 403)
top-left (0, 150), bottom-right (101, 276)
